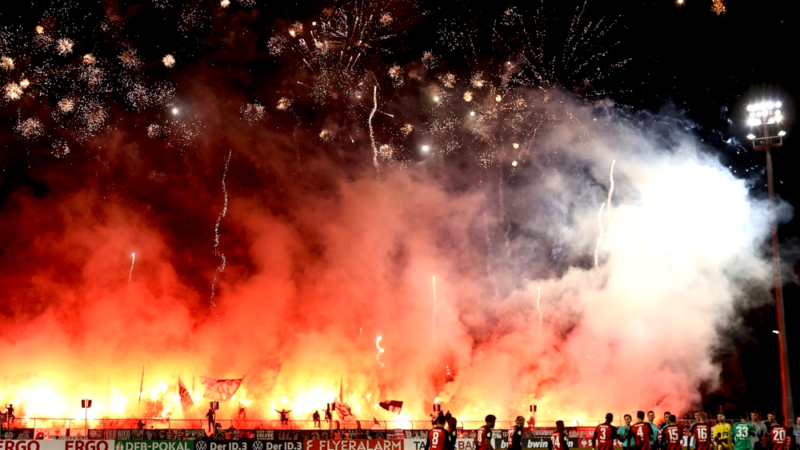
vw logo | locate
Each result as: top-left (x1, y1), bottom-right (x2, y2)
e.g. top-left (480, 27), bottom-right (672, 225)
top-left (196, 441), bottom-right (208, 450)
top-left (254, 442), bottom-right (264, 450)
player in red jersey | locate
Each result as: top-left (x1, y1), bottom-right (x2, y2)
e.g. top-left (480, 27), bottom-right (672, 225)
top-left (768, 417), bottom-right (789, 450)
top-left (593, 413), bottom-right (618, 450)
top-left (426, 415), bottom-right (451, 450)
top-left (550, 420), bottom-right (569, 450)
top-left (691, 412), bottom-right (713, 450)
top-left (475, 414), bottom-right (496, 450)
top-left (632, 411), bottom-right (654, 450)
top-left (662, 415), bottom-right (683, 450)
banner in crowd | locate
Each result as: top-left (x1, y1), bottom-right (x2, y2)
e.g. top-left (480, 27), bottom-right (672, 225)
top-left (1, 429), bottom-right (35, 440)
top-left (0, 441), bottom-right (114, 450)
top-left (194, 440), bottom-right (302, 450)
top-left (403, 439), bottom-right (476, 450)
top-left (100, 430), bottom-right (206, 441)
top-left (306, 440), bottom-right (402, 450)
top-left (492, 428), bottom-right (579, 449)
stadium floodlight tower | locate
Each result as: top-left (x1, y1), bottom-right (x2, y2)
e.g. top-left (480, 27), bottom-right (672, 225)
top-left (746, 100), bottom-right (793, 424)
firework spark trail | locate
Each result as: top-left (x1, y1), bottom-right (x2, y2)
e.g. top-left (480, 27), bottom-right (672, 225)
top-left (594, 160), bottom-right (616, 268)
top-left (369, 85), bottom-right (380, 176)
top-left (127, 252), bottom-right (135, 290)
top-left (432, 275), bottom-right (437, 334)
top-left (208, 150), bottom-right (233, 361)
top-left (594, 202), bottom-right (606, 268)
top-left (536, 286), bottom-right (542, 332)
top-left (375, 336), bottom-right (385, 368)
top-left (606, 159), bottom-right (616, 211)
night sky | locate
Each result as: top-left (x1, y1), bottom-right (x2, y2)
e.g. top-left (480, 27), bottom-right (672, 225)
top-left (1, 0), bottom-right (799, 422)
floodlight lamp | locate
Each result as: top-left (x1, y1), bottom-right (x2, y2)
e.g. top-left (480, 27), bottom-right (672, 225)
top-left (747, 118), bottom-right (761, 126)
top-left (747, 134), bottom-right (756, 140)
top-left (778, 131), bottom-right (786, 137)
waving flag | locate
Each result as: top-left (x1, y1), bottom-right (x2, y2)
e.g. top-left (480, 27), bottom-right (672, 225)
top-left (333, 401), bottom-right (355, 421)
top-left (178, 377), bottom-right (194, 411)
top-left (379, 400), bottom-right (403, 415)
top-left (200, 376), bottom-right (242, 401)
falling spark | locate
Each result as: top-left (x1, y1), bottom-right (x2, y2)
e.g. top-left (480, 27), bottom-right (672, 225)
top-left (375, 336), bottom-right (385, 368)
top-left (128, 253), bottom-right (136, 289)
top-left (369, 85), bottom-right (380, 176)
top-left (711, 0), bottom-right (726, 14)
top-left (1, 57), bottom-right (14, 70)
top-left (594, 202), bottom-right (606, 268)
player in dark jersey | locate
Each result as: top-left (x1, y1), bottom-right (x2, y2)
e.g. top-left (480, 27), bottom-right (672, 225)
top-left (427, 415), bottom-right (451, 450)
top-left (475, 414), bottom-right (496, 450)
top-left (508, 416), bottom-right (525, 450)
top-left (445, 412), bottom-right (458, 450)
top-left (549, 420), bottom-right (569, 450)
top-left (768, 418), bottom-right (789, 450)
top-left (632, 411), bottom-right (654, 450)
top-left (691, 412), bottom-right (713, 450)
top-left (593, 413), bottom-right (618, 450)
top-left (662, 415), bottom-right (683, 450)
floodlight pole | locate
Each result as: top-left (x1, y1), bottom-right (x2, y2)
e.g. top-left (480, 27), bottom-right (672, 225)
top-left (755, 121), bottom-right (794, 424)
